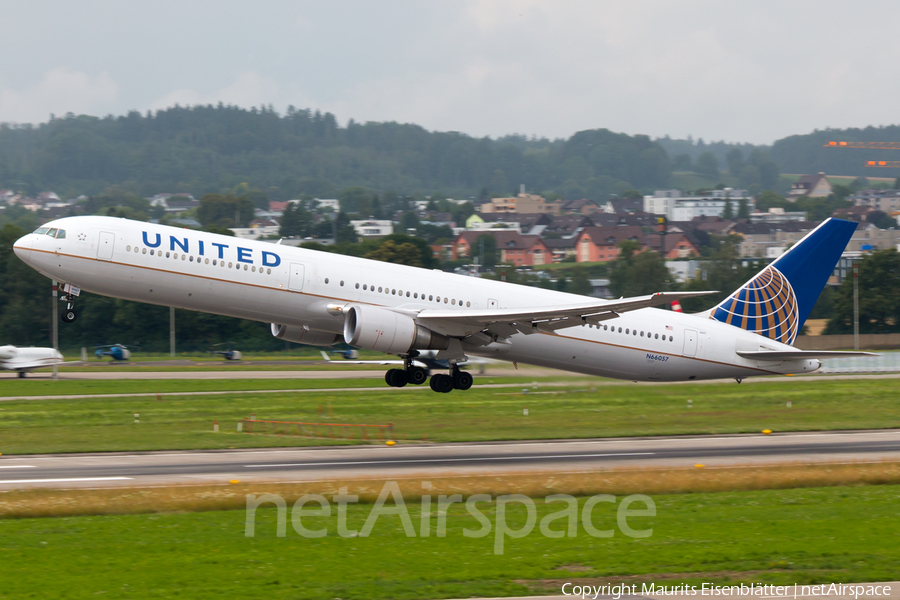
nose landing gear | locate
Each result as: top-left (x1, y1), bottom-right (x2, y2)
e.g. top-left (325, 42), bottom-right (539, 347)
top-left (60, 293), bottom-right (77, 323)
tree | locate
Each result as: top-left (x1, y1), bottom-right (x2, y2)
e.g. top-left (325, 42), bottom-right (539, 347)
top-left (695, 152), bottom-right (719, 179)
top-left (726, 149), bottom-right (744, 176)
top-left (825, 250), bottom-right (900, 334)
top-left (723, 197), bottom-right (734, 219)
top-left (474, 234), bottom-right (498, 271)
top-left (365, 240), bottom-right (424, 267)
top-left (737, 197), bottom-right (750, 219)
top-left (569, 267), bottom-right (592, 296)
top-left (756, 190), bottom-right (789, 211)
top-left (279, 202), bottom-right (312, 237)
top-left (609, 241), bottom-right (670, 297)
top-left (196, 194), bottom-right (254, 228)
top-left (673, 153), bottom-right (692, 170)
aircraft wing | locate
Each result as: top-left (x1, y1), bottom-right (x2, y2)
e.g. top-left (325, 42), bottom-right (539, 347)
top-left (414, 291), bottom-right (717, 338)
top-left (736, 350), bottom-right (879, 360)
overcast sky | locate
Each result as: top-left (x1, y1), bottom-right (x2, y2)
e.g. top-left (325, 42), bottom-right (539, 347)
top-left (1, 0), bottom-right (898, 145)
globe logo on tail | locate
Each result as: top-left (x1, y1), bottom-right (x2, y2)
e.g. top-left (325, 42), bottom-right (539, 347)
top-left (710, 266), bottom-right (799, 345)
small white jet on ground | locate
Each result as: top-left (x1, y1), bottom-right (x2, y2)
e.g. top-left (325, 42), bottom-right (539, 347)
top-left (0, 345), bottom-right (65, 378)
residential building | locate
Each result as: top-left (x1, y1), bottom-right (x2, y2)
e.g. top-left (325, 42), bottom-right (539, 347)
top-left (313, 198), bottom-right (340, 211)
top-left (350, 220), bottom-right (393, 237)
top-left (644, 188), bottom-right (753, 222)
top-left (850, 189), bottom-right (900, 214)
top-left (452, 231), bottom-right (551, 266)
top-left (575, 226), bottom-right (646, 263)
top-left (787, 172), bottom-right (832, 200)
top-left (477, 192), bottom-right (555, 215)
top-left (748, 208), bottom-right (808, 223)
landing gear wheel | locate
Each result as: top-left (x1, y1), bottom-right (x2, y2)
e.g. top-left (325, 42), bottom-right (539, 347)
top-left (18, 372), bottom-right (26, 379)
top-left (385, 368), bottom-right (408, 387)
top-left (407, 366), bottom-right (428, 385)
top-left (61, 309), bottom-right (77, 323)
top-left (429, 373), bottom-right (454, 393)
top-left (453, 370), bottom-right (473, 390)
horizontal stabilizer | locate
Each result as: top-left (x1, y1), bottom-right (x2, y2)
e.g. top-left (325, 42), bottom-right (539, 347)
top-left (736, 350), bottom-right (878, 360)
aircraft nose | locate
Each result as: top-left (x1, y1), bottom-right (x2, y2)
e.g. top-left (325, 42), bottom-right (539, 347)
top-left (13, 234), bottom-right (32, 264)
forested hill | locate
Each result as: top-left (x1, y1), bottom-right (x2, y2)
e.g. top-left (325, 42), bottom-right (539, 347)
top-left (0, 105), bottom-right (671, 201)
top-left (769, 125), bottom-right (900, 177)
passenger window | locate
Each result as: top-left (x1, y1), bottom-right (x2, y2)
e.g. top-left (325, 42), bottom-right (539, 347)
top-left (190, 256), bottom-right (194, 262)
top-left (143, 248), bottom-right (147, 254)
top-left (406, 291), bottom-right (410, 297)
top-left (640, 331), bottom-right (644, 337)
top-left (267, 268), bottom-right (272, 274)
top-left (466, 301), bottom-right (471, 307)
top-left (126, 245), bottom-right (132, 252)
top-left (429, 295), bottom-right (433, 301)
top-left (355, 283), bottom-right (359, 289)
top-left (340, 280), bottom-right (344, 286)
top-left (378, 287), bottom-right (382, 292)
top-left (618, 327), bottom-right (622, 333)
top-left (654, 333), bottom-right (658, 339)
top-left (625, 328), bottom-right (629, 334)
top-left (669, 335), bottom-right (673, 341)
top-left (150, 250), bottom-right (155, 255)
top-left (324, 278), bottom-right (329, 284)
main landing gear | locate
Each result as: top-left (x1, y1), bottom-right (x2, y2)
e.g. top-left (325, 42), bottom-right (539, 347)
top-left (384, 363), bottom-right (474, 393)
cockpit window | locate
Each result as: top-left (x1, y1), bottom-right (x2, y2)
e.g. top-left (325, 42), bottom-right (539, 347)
top-left (47, 228), bottom-right (58, 238)
top-left (55, 229), bottom-right (66, 239)
top-left (34, 227), bottom-right (50, 235)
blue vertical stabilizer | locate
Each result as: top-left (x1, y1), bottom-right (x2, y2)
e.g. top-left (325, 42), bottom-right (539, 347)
top-left (709, 218), bottom-right (857, 345)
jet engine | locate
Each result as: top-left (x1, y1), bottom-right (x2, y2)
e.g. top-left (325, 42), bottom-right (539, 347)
top-left (0, 345), bottom-right (17, 359)
top-left (342, 305), bottom-right (449, 354)
top-left (270, 324), bottom-right (340, 346)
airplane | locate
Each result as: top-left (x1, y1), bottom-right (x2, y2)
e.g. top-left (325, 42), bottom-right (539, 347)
top-left (13, 216), bottom-right (873, 392)
top-left (0, 345), bottom-right (65, 377)
top-left (209, 342), bottom-right (243, 361)
top-left (95, 343), bottom-right (132, 361)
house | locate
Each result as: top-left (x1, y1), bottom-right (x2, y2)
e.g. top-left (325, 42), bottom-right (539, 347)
top-left (574, 226), bottom-right (646, 263)
top-left (313, 198), bottom-right (340, 211)
top-left (452, 231), bottom-right (551, 266)
top-left (477, 192), bottom-right (556, 215)
top-left (749, 208), bottom-right (808, 223)
top-left (556, 198), bottom-right (601, 215)
top-left (850, 189), bottom-right (900, 214)
top-left (646, 232), bottom-right (701, 259)
top-left (350, 220), bottom-right (393, 238)
top-left (787, 172), bottom-right (832, 200)
top-left (832, 205), bottom-right (875, 222)
top-left (542, 237), bottom-right (578, 262)
top-left (599, 197), bottom-right (644, 215)
top-left (148, 193), bottom-right (199, 213)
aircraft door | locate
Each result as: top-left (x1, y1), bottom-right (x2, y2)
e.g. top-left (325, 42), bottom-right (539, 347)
top-left (682, 329), bottom-right (698, 357)
top-left (97, 232), bottom-right (115, 260)
top-left (288, 263), bottom-right (305, 291)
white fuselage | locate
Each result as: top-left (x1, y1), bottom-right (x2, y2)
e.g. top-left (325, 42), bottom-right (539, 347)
top-left (0, 345), bottom-right (64, 372)
top-left (14, 216), bottom-right (821, 382)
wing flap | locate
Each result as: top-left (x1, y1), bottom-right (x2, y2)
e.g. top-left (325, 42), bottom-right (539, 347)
top-left (415, 291), bottom-right (717, 337)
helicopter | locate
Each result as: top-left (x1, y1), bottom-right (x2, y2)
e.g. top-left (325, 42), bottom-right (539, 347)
top-left (209, 342), bottom-right (242, 361)
top-left (94, 344), bottom-right (133, 361)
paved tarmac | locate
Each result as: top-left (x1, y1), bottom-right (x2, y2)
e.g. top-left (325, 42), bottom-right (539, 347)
top-left (1, 429), bottom-right (899, 489)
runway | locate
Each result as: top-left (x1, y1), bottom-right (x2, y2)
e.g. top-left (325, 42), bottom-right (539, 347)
top-left (1, 429), bottom-right (899, 489)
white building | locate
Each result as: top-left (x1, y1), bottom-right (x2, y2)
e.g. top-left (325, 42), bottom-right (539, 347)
top-left (350, 220), bottom-right (393, 237)
top-left (748, 208), bottom-right (807, 223)
top-left (645, 188), bottom-right (754, 222)
top-left (313, 198), bottom-right (340, 211)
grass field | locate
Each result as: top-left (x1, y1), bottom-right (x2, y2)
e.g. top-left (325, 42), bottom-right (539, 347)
top-left (0, 377), bottom-right (897, 454)
top-left (1, 485), bottom-right (898, 599)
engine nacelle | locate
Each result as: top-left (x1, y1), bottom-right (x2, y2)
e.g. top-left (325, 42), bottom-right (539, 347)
top-left (342, 305), bottom-right (449, 354)
top-left (270, 323), bottom-right (340, 346)
top-left (0, 345), bottom-right (17, 360)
